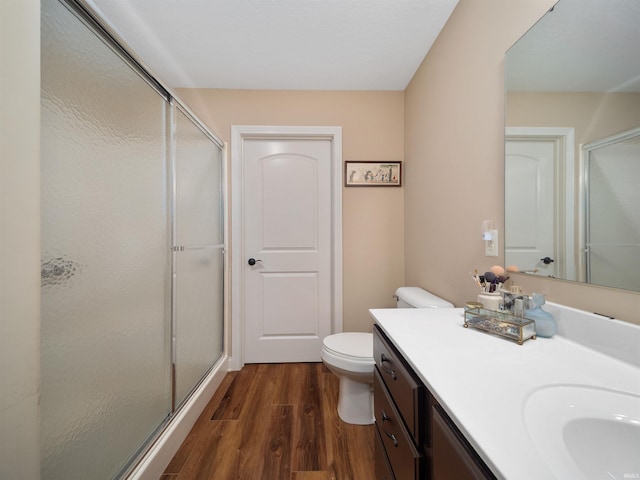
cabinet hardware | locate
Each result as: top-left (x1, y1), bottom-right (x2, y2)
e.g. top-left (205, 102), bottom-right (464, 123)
top-left (380, 354), bottom-right (397, 380)
top-left (380, 410), bottom-right (399, 447)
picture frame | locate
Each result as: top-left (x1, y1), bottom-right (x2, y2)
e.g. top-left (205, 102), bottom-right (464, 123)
top-left (344, 161), bottom-right (402, 187)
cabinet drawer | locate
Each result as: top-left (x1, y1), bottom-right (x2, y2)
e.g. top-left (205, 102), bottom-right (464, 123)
top-left (375, 426), bottom-right (396, 480)
top-left (374, 369), bottom-right (424, 480)
top-left (374, 325), bottom-right (427, 445)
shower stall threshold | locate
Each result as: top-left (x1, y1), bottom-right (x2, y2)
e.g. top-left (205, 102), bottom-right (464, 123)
top-left (126, 356), bottom-right (229, 480)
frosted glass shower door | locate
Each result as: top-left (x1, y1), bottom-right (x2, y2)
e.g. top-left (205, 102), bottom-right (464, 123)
top-left (41, 0), bottom-right (171, 478)
top-left (173, 107), bottom-right (225, 407)
top-left (586, 131), bottom-right (640, 290)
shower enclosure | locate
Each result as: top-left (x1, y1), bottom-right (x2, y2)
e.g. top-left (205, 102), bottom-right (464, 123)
top-left (40, 0), bottom-right (225, 477)
top-left (583, 127), bottom-right (640, 291)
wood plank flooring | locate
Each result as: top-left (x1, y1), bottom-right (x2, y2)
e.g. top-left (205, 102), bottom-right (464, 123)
top-left (161, 363), bottom-right (375, 480)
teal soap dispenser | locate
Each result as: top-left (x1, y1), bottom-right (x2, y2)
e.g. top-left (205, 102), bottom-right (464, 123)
top-left (525, 293), bottom-right (557, 338)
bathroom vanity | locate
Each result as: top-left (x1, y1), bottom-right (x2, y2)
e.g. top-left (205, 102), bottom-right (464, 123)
top-left (374, 324), bottom-right (495, 479)
top-left (371, 304), bottom-right (640, 479)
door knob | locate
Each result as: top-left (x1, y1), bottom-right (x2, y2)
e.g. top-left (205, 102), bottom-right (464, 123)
top-left (540, 256), bottom-right (555, 265)
top-left (248, 258), bottom-right (262, 266)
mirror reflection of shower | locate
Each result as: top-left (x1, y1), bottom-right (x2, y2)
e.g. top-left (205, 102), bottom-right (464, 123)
top-left (582, 127), bottom-right (640, 290)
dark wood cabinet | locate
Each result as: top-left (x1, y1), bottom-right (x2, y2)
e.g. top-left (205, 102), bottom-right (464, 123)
top-left (374, 326), bottom-right (430, 450)
top-left (374, 325), bottom-right (496, 480)
top-left (374, 370), bottom-right (424, 479)
top-left (432, 405), bottom-right (497, 480)
top-left (375, 427), bottom-right (397, 480)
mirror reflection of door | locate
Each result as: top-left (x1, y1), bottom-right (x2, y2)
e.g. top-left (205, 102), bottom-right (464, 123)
top-left (505, 128), bottom-right (575, 279)
top-left (583, 127), bottom-right (640, 291)
top-left (505, 138), bottom-right (557, 276)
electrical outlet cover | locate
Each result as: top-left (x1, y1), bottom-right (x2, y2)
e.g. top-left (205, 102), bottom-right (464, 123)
top-left (485, 229), bottom-right (499, 257)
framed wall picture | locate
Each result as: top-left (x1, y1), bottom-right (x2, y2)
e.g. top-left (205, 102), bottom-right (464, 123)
top-left (344, 161), bottom-right (402, 187)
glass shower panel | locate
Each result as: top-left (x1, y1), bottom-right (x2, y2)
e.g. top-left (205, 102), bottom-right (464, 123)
top-left (174, 247), bottom-right (225, 406)
top-left (174, 109), bottom-right (224, 247)
top-left (174, 108), bottom-right (224, 407)
top-left (587, 133), bottom-right (640, 291)
top-left (41, 0), bottom-right (171, 478)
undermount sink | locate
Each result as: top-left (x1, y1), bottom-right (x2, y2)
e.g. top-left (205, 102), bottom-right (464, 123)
top-left (524, 384), bottom-right (640, 479)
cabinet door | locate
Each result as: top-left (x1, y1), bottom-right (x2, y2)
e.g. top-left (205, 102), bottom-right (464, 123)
top-left (432, 406), bottom-right (496, 480)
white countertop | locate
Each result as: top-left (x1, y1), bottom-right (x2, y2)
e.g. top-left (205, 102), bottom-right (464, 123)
top-left (370, 307), bottom-right (640, 480)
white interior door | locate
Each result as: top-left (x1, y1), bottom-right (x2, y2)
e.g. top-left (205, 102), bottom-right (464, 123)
top-left (505, 138), bottom-right (558, 276)
top-left (234, 128), bottom-right (341, 364)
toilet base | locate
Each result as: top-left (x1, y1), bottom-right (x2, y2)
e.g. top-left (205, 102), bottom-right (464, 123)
top-left (337, 376), bottom-right (374, 425)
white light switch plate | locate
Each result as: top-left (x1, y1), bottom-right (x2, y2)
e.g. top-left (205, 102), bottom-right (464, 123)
top-left (485, 229), bottom-right (499, 257)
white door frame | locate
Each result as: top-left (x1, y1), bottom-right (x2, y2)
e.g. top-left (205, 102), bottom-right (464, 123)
top-left (506, 127), bottom-right (575, 280)
top-left (229, 126), bottom-right (343, 371)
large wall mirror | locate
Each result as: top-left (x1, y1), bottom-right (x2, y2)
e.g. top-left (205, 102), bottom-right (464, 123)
top-left (505, 0), bottom-right (640, 292)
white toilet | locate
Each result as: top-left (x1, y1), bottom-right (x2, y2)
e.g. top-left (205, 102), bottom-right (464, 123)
top-left (320, 287), bottom-right (454, 425)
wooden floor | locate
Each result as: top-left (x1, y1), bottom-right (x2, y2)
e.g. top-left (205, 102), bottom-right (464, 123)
top-left (161, 363), bottom-right (375, 480)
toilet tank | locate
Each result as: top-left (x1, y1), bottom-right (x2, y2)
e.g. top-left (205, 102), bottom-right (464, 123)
top-left (395, 287), bottom-right (454, 308)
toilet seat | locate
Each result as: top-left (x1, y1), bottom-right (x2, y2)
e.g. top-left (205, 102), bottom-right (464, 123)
top-left (321, 332), bottom-right (374, 373)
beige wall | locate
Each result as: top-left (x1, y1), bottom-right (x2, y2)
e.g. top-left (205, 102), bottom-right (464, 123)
top-left (0, 0), bottom-right (41, 478)
top-left (405, 0), bottom-right (640, 325)
top-left (176, 89), bottom-right (405, 332)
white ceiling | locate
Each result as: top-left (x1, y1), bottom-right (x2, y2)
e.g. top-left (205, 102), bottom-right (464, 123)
top-left (84, 0), bottom-right (459, 91)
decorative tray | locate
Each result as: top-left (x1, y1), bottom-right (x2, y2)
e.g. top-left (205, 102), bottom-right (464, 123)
top-left (464, 307), bottom-right (536, 345)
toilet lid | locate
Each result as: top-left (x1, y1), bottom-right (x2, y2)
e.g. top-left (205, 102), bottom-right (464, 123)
top-left (323, 332), bottom-right (373, 359)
